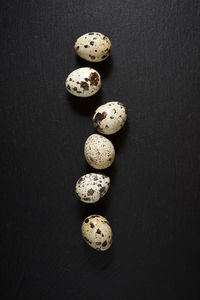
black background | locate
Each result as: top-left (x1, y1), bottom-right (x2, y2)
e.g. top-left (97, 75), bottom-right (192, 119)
top-left (1, 1), bottom-right (200, 299)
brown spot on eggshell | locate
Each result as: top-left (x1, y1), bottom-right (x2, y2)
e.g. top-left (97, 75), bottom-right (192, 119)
top-left (99, 186), bottom-right (106, 196)
top-left (96, 241), bottom-right (101, 245)
top-left (83, 197), bottom-right (90, 201)
top-left (93, 111), bottom-right (107, 127)
top-left (102, 241), bottom-right (107, 247)
top-left (78, 177), bottom-right (84, 184)
top-left (89, 55), bottom-right (96, 60)
top-left (87, 188), bottom-right (94, 196)
top-left (80, 81), bottom-right (89, 90)
top-left (89, 72), bottom-right (99, 86)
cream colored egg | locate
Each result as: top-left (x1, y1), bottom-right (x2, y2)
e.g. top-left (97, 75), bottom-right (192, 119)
top-left (81, 215), bottom-right (113, 251)
top-left (74, 32), bottom-right (111, 62)
top-left (84, 134), bottom-right (115, 169)
top-left (93, 101), bottom-right (127, 134)
top-left (65, 67), bottom-right (101, 97)
top-left (75, 173), bottom-right (110, 203)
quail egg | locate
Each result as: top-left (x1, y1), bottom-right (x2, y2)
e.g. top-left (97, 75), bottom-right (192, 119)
top-left (81, 215), bottom-right (113, 251)
top-left (93, 101), bottom-right (127, 134)
top-left (65, 67), bottom-right (101, 97)
top-left (74, 32), bottom-right (111, 62)
top-left (75, 173), bottom-right (110, 203)
top-left (84, 134), bottom-right (115, 169)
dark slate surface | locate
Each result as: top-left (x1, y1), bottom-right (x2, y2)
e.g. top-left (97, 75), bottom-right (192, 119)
top-left (1, 1), bottom-right (200, 299)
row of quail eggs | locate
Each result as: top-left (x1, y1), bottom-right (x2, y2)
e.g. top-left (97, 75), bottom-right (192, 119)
top-left (66, 32), bottom-right (127, 251)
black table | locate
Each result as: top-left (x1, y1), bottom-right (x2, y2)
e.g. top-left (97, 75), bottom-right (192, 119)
top-left (1, 1), bottom-right (200, 299)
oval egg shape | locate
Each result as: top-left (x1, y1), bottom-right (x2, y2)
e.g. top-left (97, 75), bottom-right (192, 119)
top-left (74, 32), bottom-right (111, 62)
top-left (93, 101), bottom-right (127, 134)
top-left (84, 134), bottom-right (115, 169)
top-left (65, 67), bottom-right (101, 97)
top-left (75, 173), bottom-right (110, 203)
top-left (81, 215), bottom-right (113, 251)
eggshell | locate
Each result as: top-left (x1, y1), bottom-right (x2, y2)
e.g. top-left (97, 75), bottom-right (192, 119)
top-left (65, 67), bottom-right (101, 97)
top-left (93, 101), bottom-right (127, 134)
top-left (75, 173), bottom-right (110, 203)
top-left (84, 134), bottom-right (115, 169)
top-left (81, 215), bottom-right (113, 251)
top-left (74, 32), bottom-right (111, 62)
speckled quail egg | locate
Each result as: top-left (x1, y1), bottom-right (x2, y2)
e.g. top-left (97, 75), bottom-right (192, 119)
top-left (93, 101), bottom-right (127, 134)
top-left (75, 173), bottom-right (110, 203)
top-left (65, 67), bottom-right (101, 97)
top-left (81, 215), bottom-right (113, 251)
top-left (74, 32), bottom-right (111, 62)
top-left (84, 134), bottom-right (115, 169)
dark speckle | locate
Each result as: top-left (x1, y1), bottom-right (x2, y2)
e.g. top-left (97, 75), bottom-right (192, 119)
top-left (84, 236), bottom-right (91, 244)
top-left (90, 41), bottom-right (94, 46)
top-left (96, 229), bottom-right (101, 234)
top-left (76, 46), bottom-right (79, 50)
top-left (93, 111), bottom-right (107, 127)
top-left (110, 116), bottom-right (114, 119)
top-left (96, 241), bottom-right (101, 245)
top-left (84, 45), bottom-right (88, 48)
top-left (87, 188), bottom-right (94, 196)
top-left (80, 81), bottom-right (89, 90)
top-left (85, 218), bottom-right (89, 223)
top-left (89, 55), bottom-right (96, 60)
top-left (89, 72), bottom-right (99, 86)
top-left (90, 223), bottom-right (94, 228)
top-left (101, 55), bottom-right (107, 59)
top-left (93, 37), bottom-right (97, 40)
top-left (99, 186), bottom-right (106, 196)
top-left (78, 177), bottom-right (84, 184)
top-left (83, 197), bottom-right (90, 201)
top-left (66, 84), bottom-right (71, 90)
top-left (102, 240), bottom-right (107, 247)
top-left (88, 32), bottom-right (94, 35)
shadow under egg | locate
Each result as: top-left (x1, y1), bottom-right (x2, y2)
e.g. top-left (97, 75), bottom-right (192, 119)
top-left (66, 89), bottom-right (103, 116)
